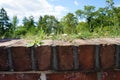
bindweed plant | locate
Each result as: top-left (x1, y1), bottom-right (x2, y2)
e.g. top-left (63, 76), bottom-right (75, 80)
top-left (26, 40), bottom-right (44, 47)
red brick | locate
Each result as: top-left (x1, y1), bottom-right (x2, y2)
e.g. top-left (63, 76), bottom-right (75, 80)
top-left (0, 73), bottom-right (40, 80)
top-left (78, 45), bottom-right (95, 70)
top-left (57, 46), bottom-right (74, 70)
top-left (0, 74), bottom-right (5, 80)
top-left (22, 73), bottom-right (40, 80)
top-left (3, 74), bottom-right (18, 80)
top-left (0, 47), bottom-right (8, 71)
top-left (100, 44), bottom-right (115, 70)
top-left (47, 72), bottom-right (97, 80)
top-left (35, 46), bottom-right (52, 70)
top-left (11, 47), bottom-right (31, 71)
top-left (5, 74), bottom-right (26, 80)
top-left (102, 71), bottom-right (120, 80)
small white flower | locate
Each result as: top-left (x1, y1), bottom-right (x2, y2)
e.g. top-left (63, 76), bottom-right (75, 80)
top-left (62, 34), bottom-right (67, 36)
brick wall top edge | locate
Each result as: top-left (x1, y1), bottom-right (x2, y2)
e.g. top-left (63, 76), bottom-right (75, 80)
top-left (74, 39), bottom-right (120, 45)
top-left (0, 38), bottom-right (120, 47)
top-left (0, 44), bottom-right (119, 48)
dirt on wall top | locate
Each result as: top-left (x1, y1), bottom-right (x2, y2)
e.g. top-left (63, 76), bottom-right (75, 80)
top-left (0, 38), bottom-right (120, 47)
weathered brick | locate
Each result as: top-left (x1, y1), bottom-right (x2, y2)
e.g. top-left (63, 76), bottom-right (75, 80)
top-left (78, 45), bottom-right (95, 71)
top-left (3, 74), bottom-right (18, 80)
top-left (100, 44), bottom-right (115, 70)
top-left (57, 46), bottom-right (74, 70)
top-left (0, 74), bottom-right (5, 80)
top-left (35, 46), bottom-right (52, 70)
top-left (0, 47), bottom-right (9, 71)
top-left (22, 73), bottom-right (40, 80)
top-left (11, 47), bottom-right (31, 71)
top-left (47, 72), bottom-right (97, 80)
top-left (0, 73), bottom-right (40, 80)
top-left (102, 71), bottom-right (120, 80)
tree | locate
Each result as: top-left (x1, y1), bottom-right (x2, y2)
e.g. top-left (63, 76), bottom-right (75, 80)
top-left (12, 16), bottom-right (18, 29)
top-left (84, 5), bottom-right (95, 32)
top-left (113, 7), bottom-right (120, 27)
top-left (0, 8), bottom-right (11, 36)
top-left (23, 16), bottom-right (35, 29)
top-left (95, 8), bottom-right (107, 28)
top-left (38, 15), bottom-right (61, 34)
top-left (11, 16), bottom-right (18, 32)
top-left (61, 13), bottom-right (78, 34)
top-left (106, 0), bottom-right (114, 9)
top-left (75, 9), bottom-right (84, 20)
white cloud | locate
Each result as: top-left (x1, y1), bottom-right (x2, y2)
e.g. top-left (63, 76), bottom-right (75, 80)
top-left (74, 1), bottom-right (79, 6)
top-left (0, 0), bottom-right (68, 22)
top-left (115, 4), bottom-right (120, 7)
top-left (50, 0), bottom-right (58, 1)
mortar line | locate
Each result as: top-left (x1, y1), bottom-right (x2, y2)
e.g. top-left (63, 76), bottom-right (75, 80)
top-left (116, 45), bottom-right (120, 68)
top-left (52, 40), bottom-right (58, 70)
top-left (30, 47), bottom-right (37, 70)
top-left (7, 47), bottom-right (14, 71)
top-left (95, 45), bottom-right (101, 71)
top-left (73, 46), bottom-right (79, 70)
top-left (97, 72), bottom-right (102, 80)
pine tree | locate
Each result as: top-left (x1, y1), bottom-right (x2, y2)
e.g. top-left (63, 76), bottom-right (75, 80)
top-left (0, 8), bottom-right (11, 36)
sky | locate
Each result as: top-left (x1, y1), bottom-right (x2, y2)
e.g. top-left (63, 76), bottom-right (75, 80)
top-left (0, 0), bottom-right (120, 23)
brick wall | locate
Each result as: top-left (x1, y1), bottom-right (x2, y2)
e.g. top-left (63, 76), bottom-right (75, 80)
top-left (0, 43), bottom-right (120, 80)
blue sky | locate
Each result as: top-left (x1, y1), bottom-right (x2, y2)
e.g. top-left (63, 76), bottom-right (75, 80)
top-left (48, 0), bottom-right (120, 13)
top-left (0, 0), bottom-right (120, 22)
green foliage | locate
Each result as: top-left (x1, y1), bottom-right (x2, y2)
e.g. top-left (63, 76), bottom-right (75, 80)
top-left (75, 9), bottom-right (84, 19)
top-left (76, 22), bottom-right (88, 33)
top-left (26, 40), bottom-right (44, 47)
top-left (61, 13), bottom-right (78, 34)
top-left (37, 15), bottom-right (62, 34)
top-left (14, 26), bottom-right (27, 38)
top-left (0, 8), bottom-right (11, 38)
top-left (77, 32), bottom-right (92, 39)
top-left (0, 0), bottom-right (120, 40)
